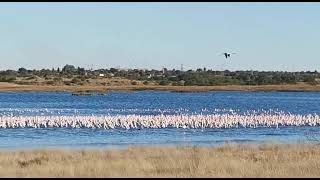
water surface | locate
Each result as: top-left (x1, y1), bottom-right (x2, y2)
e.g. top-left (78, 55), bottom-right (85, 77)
top-left (0, 91), bottom-right (319, 150)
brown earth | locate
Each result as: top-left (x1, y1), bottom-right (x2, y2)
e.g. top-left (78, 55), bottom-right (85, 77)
top-left (1, 81), bottom-right (320, 93)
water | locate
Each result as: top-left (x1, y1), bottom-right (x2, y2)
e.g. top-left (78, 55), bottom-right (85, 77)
top-left (0, 91), bottom-right (319, 150)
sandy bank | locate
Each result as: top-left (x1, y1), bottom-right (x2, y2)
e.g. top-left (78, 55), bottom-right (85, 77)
top-left (0, 82), bottom-right (320, 93)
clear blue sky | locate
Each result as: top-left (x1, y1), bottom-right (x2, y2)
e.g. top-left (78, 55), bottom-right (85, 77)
top-left (0, 2), bottom-right (319, 71)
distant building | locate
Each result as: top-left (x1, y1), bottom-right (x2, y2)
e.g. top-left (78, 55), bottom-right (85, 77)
top-left (99, 74), bottom-right (105, 77)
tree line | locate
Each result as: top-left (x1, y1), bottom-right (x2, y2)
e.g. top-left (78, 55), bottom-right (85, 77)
top-left (0, 64), bottom-right (319, 86)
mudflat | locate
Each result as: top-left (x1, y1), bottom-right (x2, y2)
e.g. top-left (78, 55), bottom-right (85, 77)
top-left (0, 82), bottom-right (320, 93)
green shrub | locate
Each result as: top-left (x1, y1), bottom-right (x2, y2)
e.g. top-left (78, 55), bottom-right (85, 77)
top-left (0, 76), bottom-right (16, 82)
top-left (159, 80), bottom-right (170, 86)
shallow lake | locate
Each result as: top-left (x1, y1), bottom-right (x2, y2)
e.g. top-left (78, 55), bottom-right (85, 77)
top-left (0, 91), bottom-right (319, 150)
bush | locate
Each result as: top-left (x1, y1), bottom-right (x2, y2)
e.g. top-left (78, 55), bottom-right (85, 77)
top-left (159, 80), bottom-right (170, 86)
top-left (131, 81), bottom-right (138, 85)
top-left (80, 76), bottom-right (86, 81)
top-left (71, 78), bottom-right (81, 84)
top-left (184, 80), bottom-right (196, 86)
top-left (143, 81), bottom-right (149, 85)
top-left (46, 81), bottom-right (55, 85)
top-left (0, 76), bottom-right (16, 82)
top-left (64, 81), bottom-right (71, 86)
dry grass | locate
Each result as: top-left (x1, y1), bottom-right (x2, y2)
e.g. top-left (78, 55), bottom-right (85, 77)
top-left (0, 144), bottom-right (320, 177)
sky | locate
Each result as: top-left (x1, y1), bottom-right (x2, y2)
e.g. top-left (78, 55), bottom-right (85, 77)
top-left (0, 2), bottom-right (320, 71)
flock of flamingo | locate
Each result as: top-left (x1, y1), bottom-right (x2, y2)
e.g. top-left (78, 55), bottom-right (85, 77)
top-left (0, 111), bottom-right (319, 129)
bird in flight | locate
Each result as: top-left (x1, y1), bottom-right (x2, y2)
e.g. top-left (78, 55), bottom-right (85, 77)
top-left (220, 52), bottom-right (236, 59)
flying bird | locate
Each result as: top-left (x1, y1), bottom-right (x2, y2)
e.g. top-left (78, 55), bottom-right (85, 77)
top-left (220, 52), bottom-right (236, 59)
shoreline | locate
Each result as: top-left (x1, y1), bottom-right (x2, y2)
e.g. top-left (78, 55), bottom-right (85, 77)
top-left (0, 82), bottom-right (320, 93)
